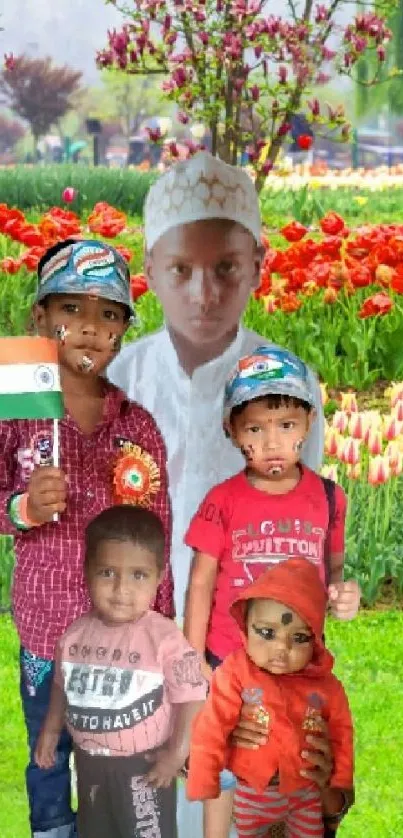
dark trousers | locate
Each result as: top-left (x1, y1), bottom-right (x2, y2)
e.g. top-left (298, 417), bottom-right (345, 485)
top-left (20, 648), bottom-right (76, 836)
top-left (75, 748), bottom-right (177, 838)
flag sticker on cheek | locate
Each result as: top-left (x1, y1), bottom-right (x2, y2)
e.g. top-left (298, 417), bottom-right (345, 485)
top-left (54, 325), bottom-right (70, 345)
top-left (109, 333), bottom-right (121, 352)
top-left (241, 444), bottom-right (254, 462)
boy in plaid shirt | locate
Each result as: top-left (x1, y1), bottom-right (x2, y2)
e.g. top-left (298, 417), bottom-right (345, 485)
top-left (0, 238), bottom-right (173, 838)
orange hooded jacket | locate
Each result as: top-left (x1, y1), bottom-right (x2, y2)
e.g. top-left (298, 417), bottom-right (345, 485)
top-left (187, 558), bottom-right (353, 800)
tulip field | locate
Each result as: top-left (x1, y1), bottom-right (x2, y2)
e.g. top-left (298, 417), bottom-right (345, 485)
top-left (0, 170), bottom-right (403, 838)
top-left (0, 185), bottom-right (403, 608)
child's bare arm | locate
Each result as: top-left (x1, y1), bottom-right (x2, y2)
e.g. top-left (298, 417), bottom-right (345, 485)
top-left (183, 551), bottom-right (217, 680)
top-left (328, 551), bottom-right (361, 620)
top-left (327, 486), bottom-right (360, 620)
top-left (146, 700), bottom-right (203, 788)
top-left (34, 678), bottom-right (66, 769)
top-left (329, 552), bottom-right (344, 584)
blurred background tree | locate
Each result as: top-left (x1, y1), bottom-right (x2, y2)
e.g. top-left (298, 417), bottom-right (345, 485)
top-left (0, 54), bottom-right (82, 155)
top-left (98, 0), bottom-right (392, 187)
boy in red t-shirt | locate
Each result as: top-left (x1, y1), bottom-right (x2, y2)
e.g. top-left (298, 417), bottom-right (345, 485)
top-left (183, 346), bottom-right (359, 832)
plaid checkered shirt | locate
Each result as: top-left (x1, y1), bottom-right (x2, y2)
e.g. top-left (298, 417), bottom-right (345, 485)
top-left (0, 384), bottom-right (173, 659)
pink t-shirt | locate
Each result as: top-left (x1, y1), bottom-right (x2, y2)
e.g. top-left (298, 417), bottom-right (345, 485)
top-left (55, 610), bottom-right (207, 757)
top-left (185, 468), bottom-right (346, 660)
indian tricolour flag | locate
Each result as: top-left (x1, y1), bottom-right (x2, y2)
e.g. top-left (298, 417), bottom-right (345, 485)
top-left (0, 337), bottom-right (64, 420)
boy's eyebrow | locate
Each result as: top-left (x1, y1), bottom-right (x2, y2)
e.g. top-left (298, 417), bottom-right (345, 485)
top-left (162, 248), bottom-right (246, 260)
top-left (244, 410), bottom-right (303, 419)
top-left (95, 561), bottom-right (153, 570)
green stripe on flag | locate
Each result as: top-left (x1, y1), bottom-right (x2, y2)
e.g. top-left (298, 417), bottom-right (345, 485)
top-left (0, 391), bottom-right (64, 420)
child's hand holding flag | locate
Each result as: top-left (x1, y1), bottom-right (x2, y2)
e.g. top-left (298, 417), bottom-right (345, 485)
top-left (0, 336), bottom-right (65, 524)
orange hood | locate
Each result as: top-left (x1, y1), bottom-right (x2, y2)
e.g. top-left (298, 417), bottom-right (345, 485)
top-left (230, 558), bottom-right (333, 676)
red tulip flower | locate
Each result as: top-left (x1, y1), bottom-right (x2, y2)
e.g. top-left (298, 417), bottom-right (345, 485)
top-left (340, 437), bottom-right (361, 466)
top-left (296, 134), bottom-right (313, 151)
top-left (130, 273), bottom-right (148, 300)
top-left (358, 293), bottom-right (393, 319)
top-left (367, 430), bottom-right (383, 457)
top-left (393, 400), bottom-right (403, 422)
top-left (383, 416), bottom-right (403, 441)
top-left (0, 257), bottom-right (22, 274)
top-left (62, 187), bottom-right (77, 203)
top-left (391, 271), bottom-right (403, 294)
top-left (280, 221), bottom-right (307, 242)
top-left (368, 455), bottom-right (390, 485)
top-left (320, 212), bottom-right (346, 236)
top-left (115, 246), bottom-right (133, 263)
top-left (325, 427), bottom-right (340, 457)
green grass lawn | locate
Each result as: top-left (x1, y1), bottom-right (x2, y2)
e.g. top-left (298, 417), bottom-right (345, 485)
top-left (0, 610), bottom-right (402, 837)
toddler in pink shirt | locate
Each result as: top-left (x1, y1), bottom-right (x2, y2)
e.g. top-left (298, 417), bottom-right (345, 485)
top-left (35, 504), bottom-right (206, 838)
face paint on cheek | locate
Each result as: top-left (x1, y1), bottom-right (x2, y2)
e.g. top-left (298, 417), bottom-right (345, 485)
top-left (108, 333), bottom-right (121, 353)
top-left (79, 355), bottom-right (95, 373)
top-left (281, 612), bottom-right (293, 626)
top-left (53, 324), bottom-right (70, 345)
top-left (241, 444), bottom-right (254, 462)
top-left (293, 439), bottom-right (304, 453)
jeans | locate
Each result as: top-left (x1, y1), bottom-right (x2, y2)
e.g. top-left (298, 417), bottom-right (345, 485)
top-left (20, 648), bottom-right (77, 837)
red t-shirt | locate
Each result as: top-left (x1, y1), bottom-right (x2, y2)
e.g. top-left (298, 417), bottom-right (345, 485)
top-left (185, 468), bottom-right (346, 660)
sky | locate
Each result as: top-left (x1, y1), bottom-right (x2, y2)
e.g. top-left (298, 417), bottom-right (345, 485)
top-left (1, 0), bottom-right (352, 85)
top-left (1, 0), bottom-right (124, 83)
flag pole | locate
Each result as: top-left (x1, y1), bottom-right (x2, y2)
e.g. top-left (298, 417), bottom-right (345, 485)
top-left (53, 418), bottom-right (59, 523)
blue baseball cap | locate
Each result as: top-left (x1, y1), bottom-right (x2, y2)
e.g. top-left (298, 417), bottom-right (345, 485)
top-left (36, 239), bottom-right (134, 316)
top-left (224, 346), bottom-right (315, 419)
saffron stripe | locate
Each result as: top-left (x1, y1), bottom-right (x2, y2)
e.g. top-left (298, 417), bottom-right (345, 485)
top-left (0, 337), bottom-right (59, 365)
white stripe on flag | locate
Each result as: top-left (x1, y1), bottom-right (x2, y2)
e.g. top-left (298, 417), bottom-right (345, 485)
top-left (0, 363), bottom-right (61, 395)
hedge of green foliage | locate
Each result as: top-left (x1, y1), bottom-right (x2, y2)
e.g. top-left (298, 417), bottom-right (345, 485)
top-left (0, 165), bottom-right (157, 214)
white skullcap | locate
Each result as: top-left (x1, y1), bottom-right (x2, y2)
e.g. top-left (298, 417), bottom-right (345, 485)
top-left (144, 151), bottom-right (261, 250)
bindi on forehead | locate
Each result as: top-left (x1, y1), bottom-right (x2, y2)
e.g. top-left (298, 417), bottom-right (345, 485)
top-left (281, 611), bottom-right (293, 626)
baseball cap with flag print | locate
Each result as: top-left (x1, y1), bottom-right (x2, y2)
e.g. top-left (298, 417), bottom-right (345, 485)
top-left (223, 346), bottom-right (316, 420)
top-left (36, 239), bottom-right (135, 317)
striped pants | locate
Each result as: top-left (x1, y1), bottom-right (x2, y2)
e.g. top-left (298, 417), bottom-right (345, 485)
top-left (234, 782), bottom-right (323, 838)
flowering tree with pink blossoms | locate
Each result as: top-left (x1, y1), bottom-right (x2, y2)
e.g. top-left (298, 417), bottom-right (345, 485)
top-left (98, 0), bottom-right (392, 187)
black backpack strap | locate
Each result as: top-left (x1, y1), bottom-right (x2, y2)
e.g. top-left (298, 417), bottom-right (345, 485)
top-left (321, 476), bottom-right (336, 588)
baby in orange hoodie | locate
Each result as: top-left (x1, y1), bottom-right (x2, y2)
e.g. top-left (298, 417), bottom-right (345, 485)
top-left (187, 558), bottom-right (354, 838)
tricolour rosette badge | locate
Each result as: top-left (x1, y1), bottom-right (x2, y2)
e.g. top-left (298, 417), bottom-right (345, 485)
top-left (113, 443), bottom-right (160, 507)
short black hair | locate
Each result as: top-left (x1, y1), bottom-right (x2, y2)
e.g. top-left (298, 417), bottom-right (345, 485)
top-left (37, 238), bottom-right (132, 321)
top-left (85, 505), bottom-right (165, 572)
top-left (230, 393), bottom-right (312, 422)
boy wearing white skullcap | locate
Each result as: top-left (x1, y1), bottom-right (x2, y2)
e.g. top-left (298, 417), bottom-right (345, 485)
top-left (108, 152), bottom-right (331, 838)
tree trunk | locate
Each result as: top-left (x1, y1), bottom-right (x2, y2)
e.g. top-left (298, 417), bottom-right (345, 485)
top-left (32, 132), bottom-right (41, 162)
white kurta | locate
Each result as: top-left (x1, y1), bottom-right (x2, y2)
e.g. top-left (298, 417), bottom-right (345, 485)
top-left (108, 324), bottom-right (324, 838)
